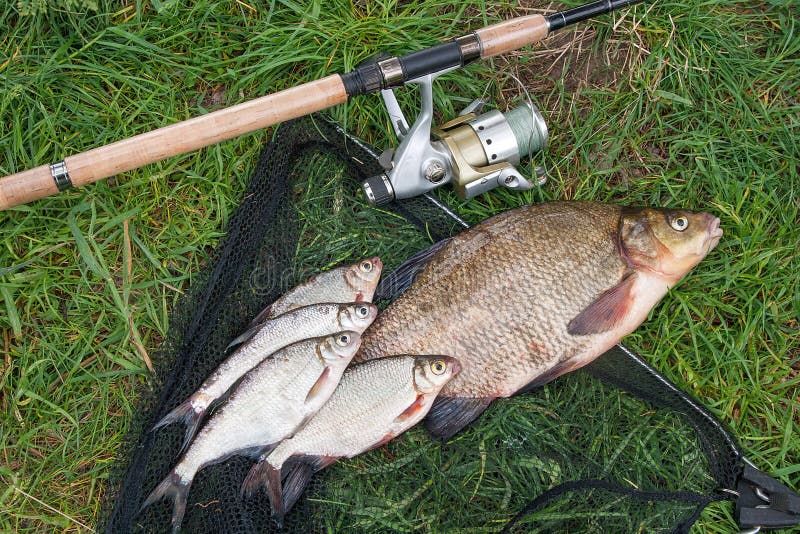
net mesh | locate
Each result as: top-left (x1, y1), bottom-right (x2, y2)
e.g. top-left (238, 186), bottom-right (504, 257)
top-left (101, 115), bottom-right (746, 533)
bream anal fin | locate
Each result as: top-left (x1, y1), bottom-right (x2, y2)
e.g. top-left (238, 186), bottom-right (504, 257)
top-left (515, 357), bottom-right (587, 394)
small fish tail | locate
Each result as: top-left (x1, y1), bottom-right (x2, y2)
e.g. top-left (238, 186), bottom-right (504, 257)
top-left (240, 458), bottom-right (270, 498)
top-left (151, 397), bottom-right (205, 452)
top-left (281, 461), bottom-right (316, 518)
top-left (140, 471), bottom-right (191, 534)
top-left (241, 459), bottom-right (292, 524)
top-left (266, 462), bottom-right (285, 524)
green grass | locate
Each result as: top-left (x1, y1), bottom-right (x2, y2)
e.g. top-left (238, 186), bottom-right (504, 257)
top-left (0, 0), bottom-right (798, 532)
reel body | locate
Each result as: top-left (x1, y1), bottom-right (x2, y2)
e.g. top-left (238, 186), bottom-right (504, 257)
top-left (362, 70), bottom-right (549, 205)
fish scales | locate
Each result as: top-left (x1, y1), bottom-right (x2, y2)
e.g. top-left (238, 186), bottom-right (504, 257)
top-left (153, 302), bottom-right (377, 451)
top-left (242, 355), bottom-right (460, 521)
top-left (206, 304), bottom-right (355, 398)
top-left (225, 257), bottom-right (382, 351)
top-left (142, 333), bottom-right (363, 533)
top-left (177, 339), bottom-right (344, 478)
top-left (358, 200), bottom-right (721, 441)
top-left (268, 356), bottom-right (417, 462)
top-left (266, 257), bottom-right (383, 319)
top-left (359, 202), bottom-right (628, 398)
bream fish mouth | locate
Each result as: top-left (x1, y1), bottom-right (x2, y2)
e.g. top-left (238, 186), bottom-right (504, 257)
top-left (703, 214), bottom-right (723, 255)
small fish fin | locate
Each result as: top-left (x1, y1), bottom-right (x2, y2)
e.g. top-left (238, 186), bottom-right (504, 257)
top-left (375, 238), bottom-right (452, 300)
top-left (425, 396), bottom-right (494, 441)
top-left (249, 302), bottom-right (275, 324)
top-left (237, 445), bottom-right (272, 459)
top-left (241, 456), bottom-right (283, 499)
top-left (281, 460), bottom-right (321, 520)
top-left (567, 272), bottom-right (637, 336)
top-left (515, 358), bottom-right (585, 394)
top-left (224, 323), bottom-right (264, 352)
top-left (241, 459), bottom-right (268, 498)
top-left (241, 454), bottom-right (336, 523)
top-left (304, 367), bottom-right (332, 405)
top-left (265, 462), bottom-right (285, 524)
top-left (225, 301), bottom-right (279, 351)
top-left (296, 453), bottom-right (337, 472)
top-left (371, 431), bottom-right (397, 450)
top-left (140, 471), bottom-right (190, 534)
top-left (395, 394), bottom-right (426, 424)
top-left (151, 397), bottom-right (205, 455)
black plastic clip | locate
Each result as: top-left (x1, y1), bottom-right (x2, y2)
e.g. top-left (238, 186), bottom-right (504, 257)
top-left (735, 463), bottom-right (800, 530)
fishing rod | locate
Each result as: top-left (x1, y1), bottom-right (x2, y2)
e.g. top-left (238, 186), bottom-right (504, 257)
top-left (0, 0), bottom-right (644, 210)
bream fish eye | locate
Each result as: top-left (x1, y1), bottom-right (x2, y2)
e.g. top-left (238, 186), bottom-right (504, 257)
top-left (359, 261), bottom-right (373, 273)
top-left (337, 334), bottom-right (351, 346)
top-left (356, 305), bottom-right (369, 318)
top-left (430, 360), bottom-right (447, 375)
top-left (668, 215), bottom-right (689, 232)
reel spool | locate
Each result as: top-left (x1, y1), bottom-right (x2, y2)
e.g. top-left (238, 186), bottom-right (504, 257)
top-left (362, 70), bottom-right (548, 206)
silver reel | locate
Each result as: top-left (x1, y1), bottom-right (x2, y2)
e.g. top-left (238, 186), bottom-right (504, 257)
top-left (362, 70), bottom-right (549, 206)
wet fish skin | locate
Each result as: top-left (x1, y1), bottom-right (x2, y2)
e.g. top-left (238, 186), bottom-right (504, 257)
top-left (153, 302), bottom-right (378, 449)
top-left (357, 201), bottom-right (722, 439)
top-left (228, 256), bottom-right (384, 350)
top-left (241, 354), bottom-right (461, 521)
top-left (140, 332), bottom-right (363, 534)
top-left (269, 256), bottom-right (383, 317)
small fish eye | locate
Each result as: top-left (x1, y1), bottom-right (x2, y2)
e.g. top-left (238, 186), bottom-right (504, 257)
top-left (359, 261), bottom-right (373, 273)
top-left (356, 306), bottom-right (369, 318)
top-left (430, 360), bottom-right (447, 375)
top-left (669, 215), bottom-right (689, 232)
top-left (337, 334), bottom-right (351, 346)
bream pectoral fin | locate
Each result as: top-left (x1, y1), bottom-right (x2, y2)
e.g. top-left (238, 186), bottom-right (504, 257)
top-left (567, 272), bottom-right (637, 336)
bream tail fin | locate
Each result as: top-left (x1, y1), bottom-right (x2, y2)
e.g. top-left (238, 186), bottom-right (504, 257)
top-left (242, 455), bottom-right (336, 524)
top-left (240, 458), bottom-right (274, 499)
top-left (241, 460), bottom-right (286, 523)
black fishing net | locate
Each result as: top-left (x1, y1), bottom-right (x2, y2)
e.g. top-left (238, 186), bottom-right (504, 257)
top-left (101, 115), bottom-right (798, 533)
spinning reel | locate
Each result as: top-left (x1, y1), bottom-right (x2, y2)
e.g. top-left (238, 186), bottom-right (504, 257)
top-left (362, 68), bottom-right (549, 206)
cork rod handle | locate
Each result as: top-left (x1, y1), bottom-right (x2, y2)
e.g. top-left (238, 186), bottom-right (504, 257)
top-left (474, 15), bottom-right (550, 58)
top-left (0, 75), bottom-right (348, 210)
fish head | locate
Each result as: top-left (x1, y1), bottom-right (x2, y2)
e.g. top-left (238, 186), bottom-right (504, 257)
top-left (412, 355), bottom-right (462, 394)
top-left (337, 303), bottom-right (379, 332)
top-left (619, 207), bottom-right (723, 283)
top-left (344, 257), bottom-right (383, 301)
top-left (320, 331), bottom-right (362, 363)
